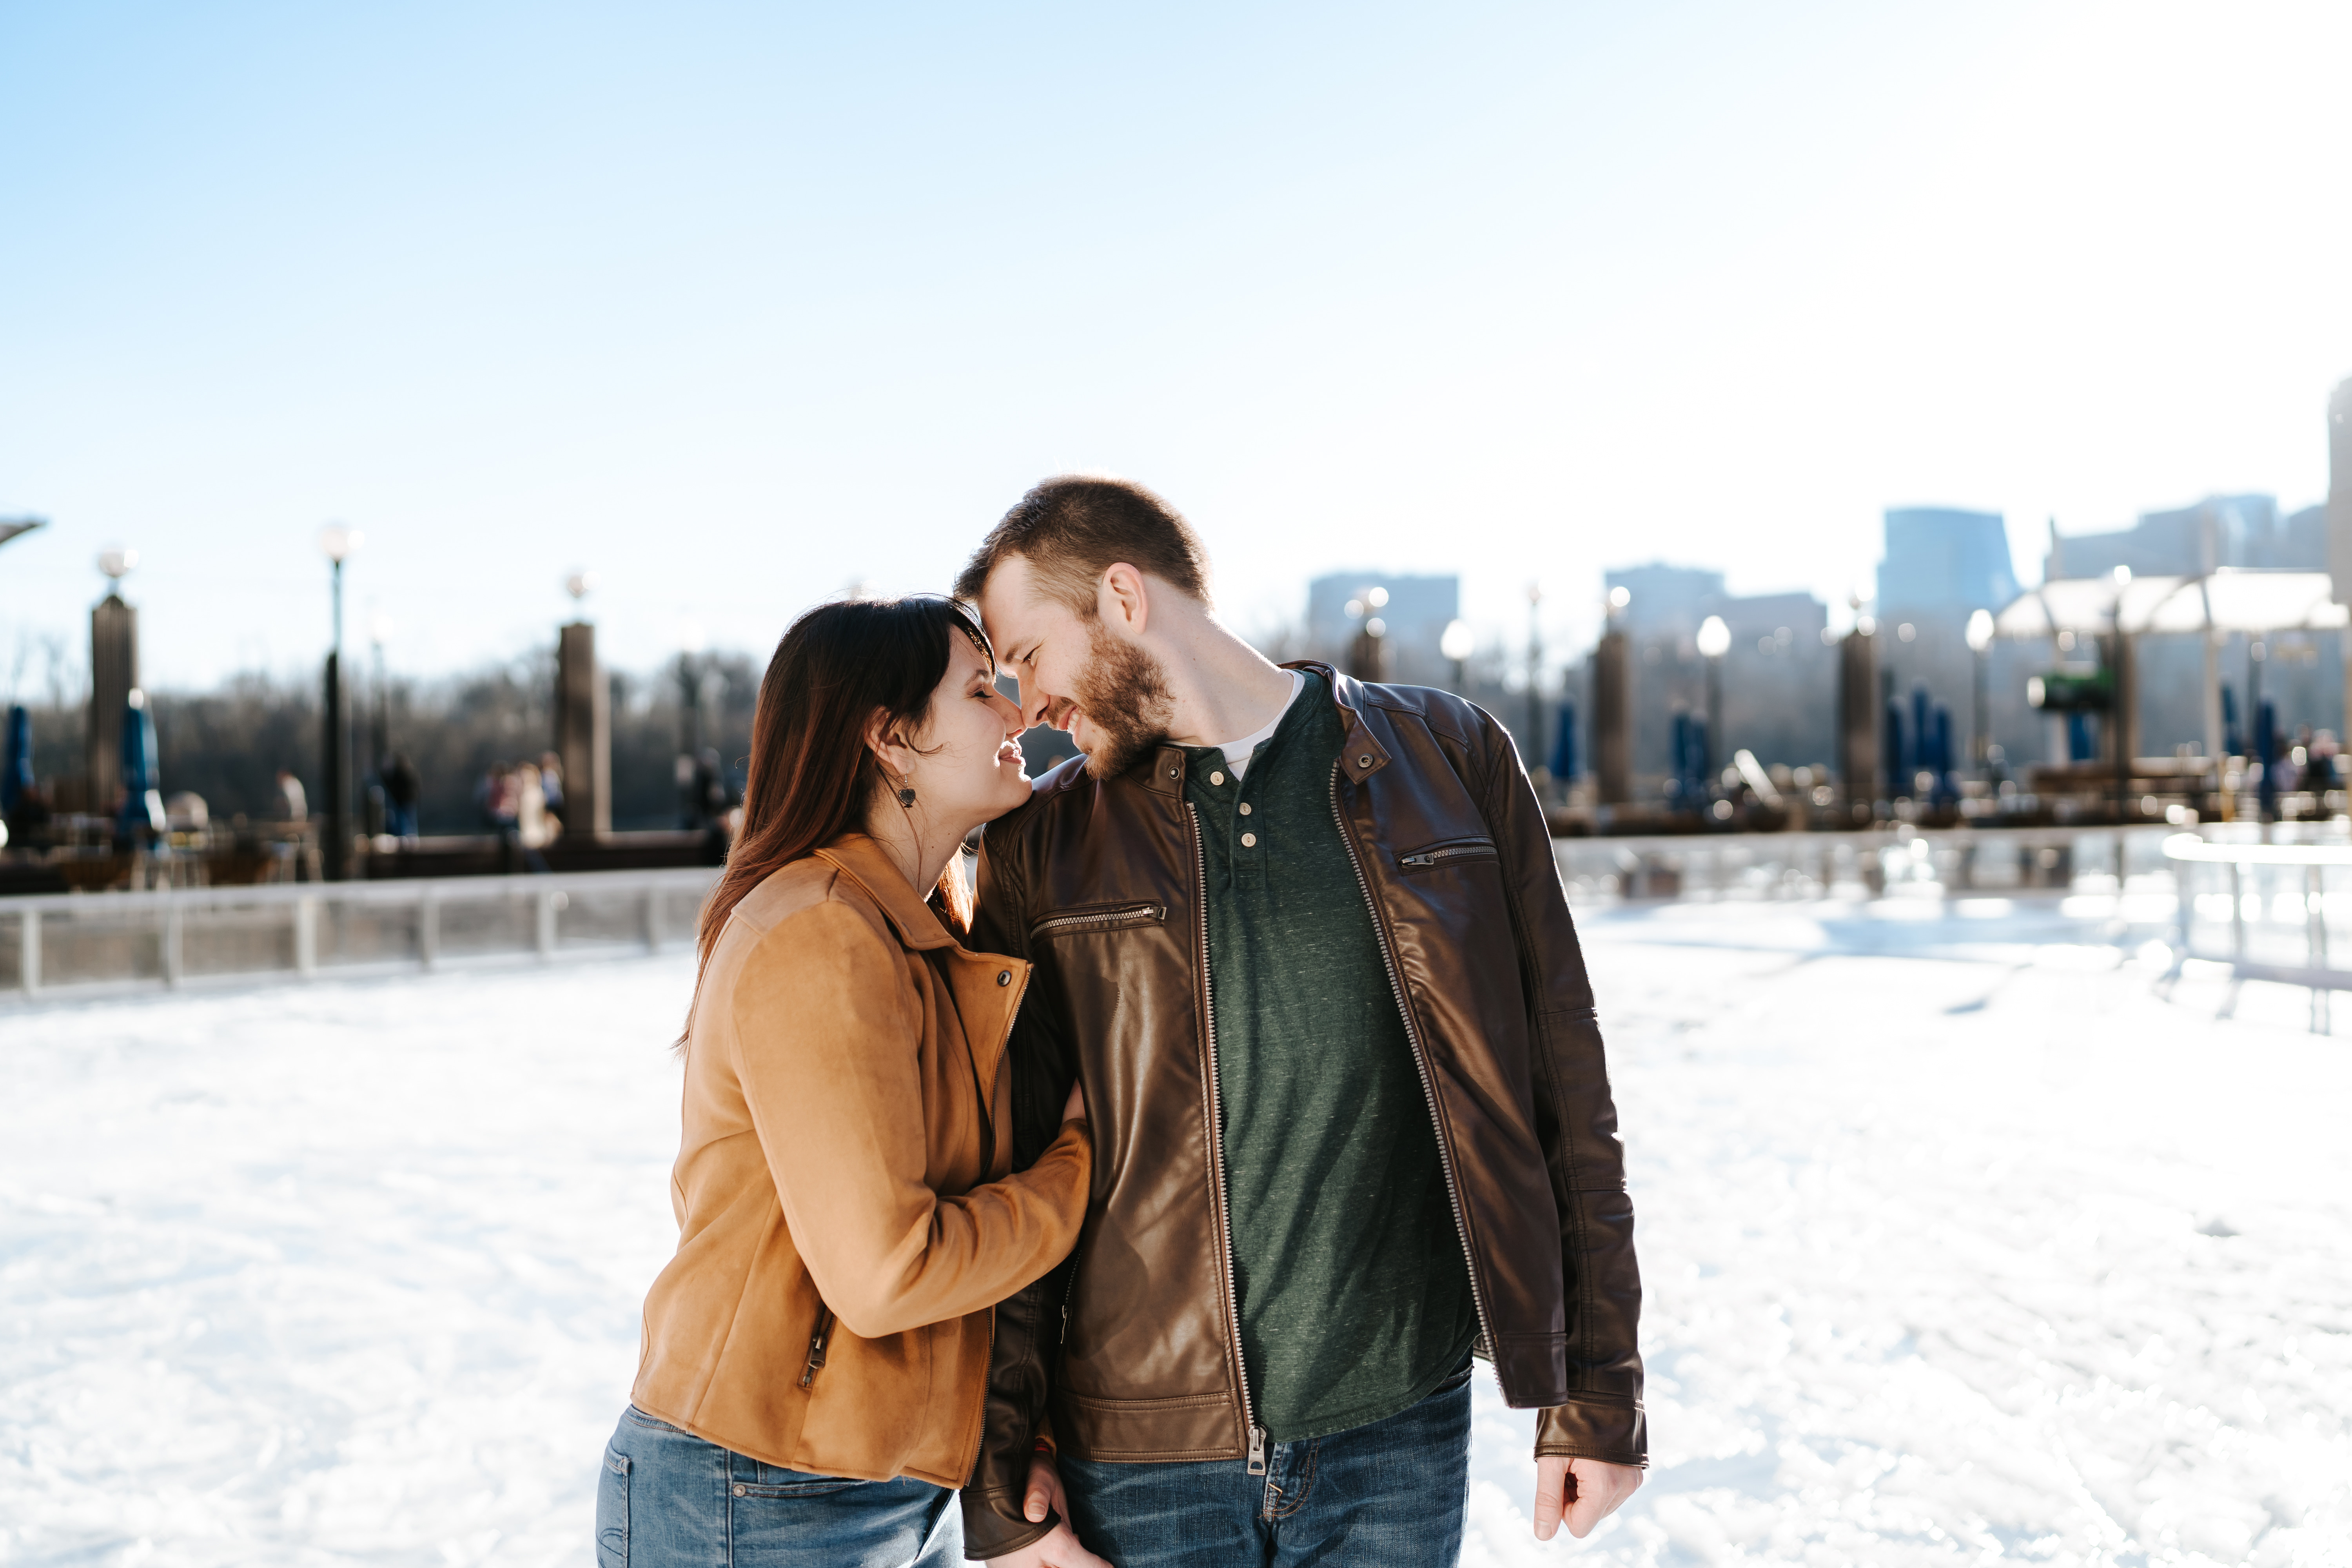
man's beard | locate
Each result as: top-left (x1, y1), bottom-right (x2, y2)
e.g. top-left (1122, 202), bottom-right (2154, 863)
top-left (1069, 621), bottom-right (1176, 780)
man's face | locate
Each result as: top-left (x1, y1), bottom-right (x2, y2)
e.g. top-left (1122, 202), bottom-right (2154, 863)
top-left (978, 555), bottom-right (1174, 780)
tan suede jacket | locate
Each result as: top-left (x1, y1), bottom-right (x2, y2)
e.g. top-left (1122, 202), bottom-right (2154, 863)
top-left (630, 833), bottom-right (1091, 1488)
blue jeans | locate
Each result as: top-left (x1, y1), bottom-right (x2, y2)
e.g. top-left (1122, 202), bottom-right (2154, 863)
top-left (1060, 1358), bottom-right (1474, 1567)
top-left (595, 1405), bottom-right (960, 1568)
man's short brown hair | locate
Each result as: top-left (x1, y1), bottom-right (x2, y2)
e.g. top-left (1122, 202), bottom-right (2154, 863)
top-left (955, 475), bottom-right (1212, 616)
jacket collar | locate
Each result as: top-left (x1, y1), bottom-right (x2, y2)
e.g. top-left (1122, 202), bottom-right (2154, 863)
top-left (812, 832), bottom-right (958, 951)
top-left (1123, 658), bottom-right (1393, 795)
top-left (1285, 659), bottom-right (1392, 780)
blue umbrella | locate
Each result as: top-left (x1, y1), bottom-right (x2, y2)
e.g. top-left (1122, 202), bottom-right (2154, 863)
top-left (2, 704), bottom-right (29, 815)
top-left (118, 692), bottom-right (166, 836)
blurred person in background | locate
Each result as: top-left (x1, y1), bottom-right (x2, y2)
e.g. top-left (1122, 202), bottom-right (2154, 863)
top-left (600, 595), bottom-right (1102, 1568)
top-left (381, 751), bottom-right (421, 842)
top-left (270, 769), bottom-right (307, 823)
top-left (516, 759), bottom-right (555, 850)
top-left (954, 477), bottom-right (1644, 1568)
top-left (539, 750), bottom-right (566, 829)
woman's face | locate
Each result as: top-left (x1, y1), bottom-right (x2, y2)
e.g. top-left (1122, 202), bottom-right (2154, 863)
top-left (893, 634), bottom-right (1031, 827)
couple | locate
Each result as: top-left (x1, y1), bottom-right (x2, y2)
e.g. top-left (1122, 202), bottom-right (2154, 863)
top-left (597, 477), bottom-right (1646, 1566)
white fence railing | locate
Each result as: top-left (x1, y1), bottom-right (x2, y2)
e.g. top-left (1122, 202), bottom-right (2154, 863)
top-left (8, 826), bottom-right (2349, 1008)
top-left (1552, 825), bottom-right (2176, 903)
top-left (0, 867), bottom-right (720, 1003)
top-left (2161, 833), bottom-right (2352, 1030)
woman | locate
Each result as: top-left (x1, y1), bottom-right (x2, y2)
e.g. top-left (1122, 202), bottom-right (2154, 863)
top-left (598, 597), bottom-right (1091, 1567)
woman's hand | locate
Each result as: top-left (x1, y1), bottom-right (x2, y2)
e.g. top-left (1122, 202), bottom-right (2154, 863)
top-left (993, 1453), bottom-right (1114, 1568)
top-left (1061, 1078), bottom-right (1086, 1123)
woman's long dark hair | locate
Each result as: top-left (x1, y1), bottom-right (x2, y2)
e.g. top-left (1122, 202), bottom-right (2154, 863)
top-left (690, 595), bottom-right (994, 1000)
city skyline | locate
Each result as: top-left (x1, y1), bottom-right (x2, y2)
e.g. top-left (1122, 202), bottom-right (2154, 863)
top-left (3, 2), bottom-right (2348, 691)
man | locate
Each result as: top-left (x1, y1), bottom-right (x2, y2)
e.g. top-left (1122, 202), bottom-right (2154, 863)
top-left (957, 477), bottom-right (1645, 1567)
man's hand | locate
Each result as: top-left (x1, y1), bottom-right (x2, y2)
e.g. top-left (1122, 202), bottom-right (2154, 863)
top-left (991, 1452), bottom-right (1113, 1568)
top-left (1532, 1455), bottom-right (1642, 1541)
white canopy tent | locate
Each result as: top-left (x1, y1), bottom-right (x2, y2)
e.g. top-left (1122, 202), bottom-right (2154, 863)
top-left (1988, 569), bottom-right (2349, 766)
top-left (1992, 569), bottom-right (2350, 639)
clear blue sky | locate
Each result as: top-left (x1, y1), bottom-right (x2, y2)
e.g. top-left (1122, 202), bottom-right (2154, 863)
top-left (3, 0), bottom-right (2347, 693)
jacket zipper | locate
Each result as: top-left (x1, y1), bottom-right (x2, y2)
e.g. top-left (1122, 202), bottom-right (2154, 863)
top-left (1029, 902), bottom-right (1168, 941)
top-left (967, 962), bottom-right (1034, 1489)
top-left (799, 1303), bottom-right (835, 1388)
top-left (1188, 803), bottom-right (1268, 1474)
top-left (1397, 840), bottom-right (1497, 869)
top-left (1328, 768), bottom-right (1501, 1370)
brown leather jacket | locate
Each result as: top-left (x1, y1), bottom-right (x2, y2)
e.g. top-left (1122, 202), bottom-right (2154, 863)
top-left (630, 835), bottom-right (1091, 1489)
top-left (962, 666), bottom-right (1644, 1557)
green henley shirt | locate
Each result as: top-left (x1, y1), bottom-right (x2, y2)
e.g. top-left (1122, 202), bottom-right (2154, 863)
top-left (1180, 670), bottom-right (1477, 1442)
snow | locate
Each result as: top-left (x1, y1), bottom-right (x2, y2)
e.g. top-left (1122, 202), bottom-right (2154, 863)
top-left (4, 898), bottom-right (2348, 1566)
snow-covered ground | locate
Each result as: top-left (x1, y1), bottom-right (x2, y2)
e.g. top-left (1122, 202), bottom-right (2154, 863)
top-left (4, 897), bottom-right (2348, 1566)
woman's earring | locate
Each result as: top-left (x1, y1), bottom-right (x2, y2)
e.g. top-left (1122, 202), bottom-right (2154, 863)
top-left (896, 784), bottom-right (917, 808)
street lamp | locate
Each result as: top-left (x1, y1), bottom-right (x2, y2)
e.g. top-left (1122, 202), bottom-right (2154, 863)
top-left (1440, 619), bottom-right (1474, 693)
top-left (318, 524), bottom-right (363, 880)
top-left (1695, 613), bottom-right (1731, 797)
top-left (1525, 583), bottom-right (1545, 784)
top-left (1344, 586), bottom-right (1390, 682)
top-left (368, 612), bottom-right (395, 775)
top-left (1965, 608), bottom-right (1995, 778)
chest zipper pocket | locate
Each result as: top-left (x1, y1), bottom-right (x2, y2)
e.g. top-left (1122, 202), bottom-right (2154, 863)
top-left (1396, 838), bottom-right (1499, 871)
top-left (1029, 902), bottom-right (1168, 942)
top-left (799, 1303), bottom-right (835, 1389)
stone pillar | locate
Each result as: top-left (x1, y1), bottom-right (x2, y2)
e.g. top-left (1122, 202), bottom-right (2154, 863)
top-left (87, 593), bottom-right (138, 812)
top-left (1591, 629), bottom-right (1632, 805)
top-left (557, 621), bottom-right (611, 837)
top-left (323, 650), bottom-right (350, 880)
top-left (1837, 627), bottom-right (1880, 823)
top-left (2328, 378), bottom-right (2352, 742)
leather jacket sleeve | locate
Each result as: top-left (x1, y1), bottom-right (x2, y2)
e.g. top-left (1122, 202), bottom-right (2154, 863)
top-left (960, 818), bottom-right (1084, 1557)
top-left (1474, 711), bottom-right (1648, 1466)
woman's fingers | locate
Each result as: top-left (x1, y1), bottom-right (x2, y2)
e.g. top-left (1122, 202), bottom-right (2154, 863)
top-left (1025, 1450), bottom-right (1065, 1522)
top-left (1040, 1527), bottom-right (1116, 1568)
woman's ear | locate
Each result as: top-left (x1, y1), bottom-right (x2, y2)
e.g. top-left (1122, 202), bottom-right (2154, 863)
top-left (863, 709), bottom-right (905, 779)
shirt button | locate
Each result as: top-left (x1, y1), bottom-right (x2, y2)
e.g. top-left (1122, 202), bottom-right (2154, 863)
top-left (997, 970), bottom-right (1013, 986)
top-left (1210, 771), bottom-right (1225, 786)
top-left (1238, 802), bottom-right (1252, 816)
top-left (733, 1484), bottom-right (747, 1497)
top-left (1241, 832), bottom-right (1258, 848)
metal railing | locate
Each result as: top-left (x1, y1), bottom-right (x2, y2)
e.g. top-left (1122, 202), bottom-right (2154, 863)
top-left (2162, 833), bottom-right (2352, 1030)
top-left (0, 866), bottom-right (720, 1004)
top-left (1552, 825), bottom-right (2174, 904)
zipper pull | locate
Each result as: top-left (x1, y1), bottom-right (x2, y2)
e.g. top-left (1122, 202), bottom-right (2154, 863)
top-left (1400, 852), bottom-right (1432, 867)
top-left (799, 1306), bottom-right (834, 1388)
top-left (1246, 1424), bottom-right (1268, 1475)
top-left (1061, 1301), bottom-right (1071, 1344)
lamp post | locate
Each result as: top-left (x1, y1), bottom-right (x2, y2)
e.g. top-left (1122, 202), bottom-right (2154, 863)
top-left (368, 613), bottom-right (394, 770)
top-left (1695, 613), bottom-right (1731, 797)
top-left (1965, 608), bottom-right (1995, 779)
top-left (318, 524), bottom-right (363, 880)
top-left (1525, 582), bottom-right (1545, 786)
top-left (1440, 618), bottom-right (1474, 693)
top-left (1344, 586), bottom-right (1390, 682)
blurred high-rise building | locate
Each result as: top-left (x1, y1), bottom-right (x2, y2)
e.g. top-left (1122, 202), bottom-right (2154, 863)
top-left (1304, 572), bottom-right (1460, 687)
top-left (1879, 507), bottom-right (2018, 611)
top-left (2044, 494), bottom-right (2323, 579)
top-left (1876, 507), bottom-right (2027, 780)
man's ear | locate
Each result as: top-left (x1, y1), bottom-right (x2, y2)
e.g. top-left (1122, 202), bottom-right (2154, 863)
top-left (1098, 563), bottom-right (1151, 637)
